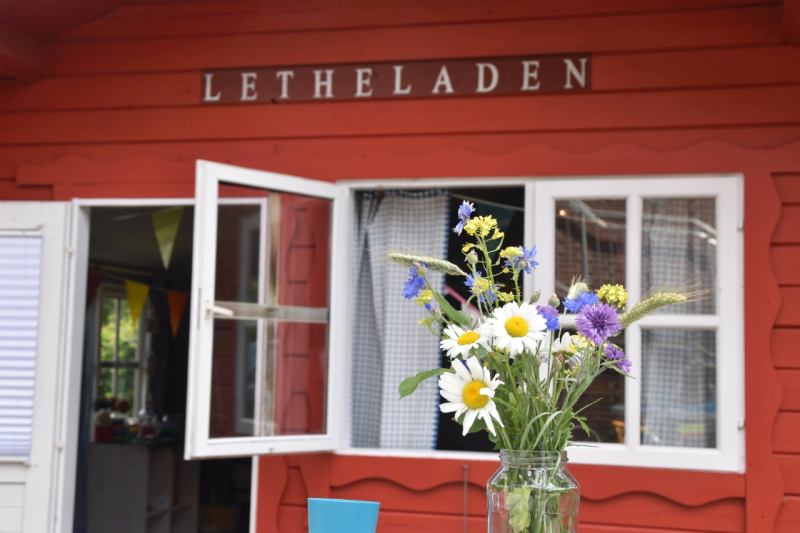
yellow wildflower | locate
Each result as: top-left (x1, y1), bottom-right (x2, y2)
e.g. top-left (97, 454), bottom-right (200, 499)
top-left (470, 276), bottom-right (492, 296)
top-left (415, 289), bottom-right (433, 307)
top-left (463, 215), bottom-right (498, 238)
top-left (499, 246), bottom-right (522, 260)
top-left (491, 228), bottom-right (504, 240)
top-left (462, 243), bottom-right (475, 253)
top-left (497, 291), bottom-right (515, 303)
top-left (597, 284), bottom-right (628, 308)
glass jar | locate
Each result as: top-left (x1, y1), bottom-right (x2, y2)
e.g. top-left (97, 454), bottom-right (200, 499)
top-left (487, 450), bottom-right (580, 533)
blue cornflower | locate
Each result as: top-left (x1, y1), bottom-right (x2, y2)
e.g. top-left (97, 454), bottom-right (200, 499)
top-left (403, 266), bottom-right (426, 299)
top-left (605, 344), bottom-right (632, 373)
top-left (505, 246), bottom-right (539, 274)
top-left (563, 291), bottom-right (599, 313)
top-left (536, 305), bottom-right (560, 331)
top-left (576, 303), bottom-right (622, 345)
top-left (453, 200), bottom-right (475, 235)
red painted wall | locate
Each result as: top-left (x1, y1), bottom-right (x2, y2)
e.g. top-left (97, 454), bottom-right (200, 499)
top-left (1, 0), bottom-right (799, 531)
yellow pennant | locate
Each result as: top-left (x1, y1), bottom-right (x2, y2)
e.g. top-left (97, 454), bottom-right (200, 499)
top-left (151, 207), bottom-right (185, 270)
top-left (125, 279), bottom-right (150, 325)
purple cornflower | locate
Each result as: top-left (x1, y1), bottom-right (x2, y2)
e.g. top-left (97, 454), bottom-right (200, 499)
top-left (564, 291), bottom-right (599, 313)
top-left (403, 266), bottom-right (426, 299)
top-left (505, 246), bottom-right (539, 274)
top-left (536, 305), bottom-right (560, 331)
top-left (605, 344), bottom-right (632, 373)
top-left (453, 200), bottom-right (475, 235)
top-left (576, 303), bottom-right (621, 345)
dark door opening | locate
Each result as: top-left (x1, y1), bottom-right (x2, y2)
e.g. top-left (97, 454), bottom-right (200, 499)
top-left (72, 205), bottom-right (252, 533)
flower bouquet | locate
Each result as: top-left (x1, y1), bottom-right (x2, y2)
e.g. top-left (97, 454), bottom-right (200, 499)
top-left (391, 201), bottom-right (688, 533)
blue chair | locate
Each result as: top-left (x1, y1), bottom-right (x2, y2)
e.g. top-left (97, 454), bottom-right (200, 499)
top-left (307, 498), bottom-right (380, 533)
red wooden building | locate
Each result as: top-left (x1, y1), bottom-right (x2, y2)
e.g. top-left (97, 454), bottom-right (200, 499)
top-left (1, 1), bottom-right (799, 532)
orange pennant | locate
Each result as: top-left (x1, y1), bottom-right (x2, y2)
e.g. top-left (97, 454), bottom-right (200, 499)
top-left (167, 290), bottom-right (187, 337)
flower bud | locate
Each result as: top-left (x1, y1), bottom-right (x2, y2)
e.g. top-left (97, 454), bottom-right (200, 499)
top-left (465, 250), bottom-right (479, 266)
top-left (548, 293), bottom-right (561, 307)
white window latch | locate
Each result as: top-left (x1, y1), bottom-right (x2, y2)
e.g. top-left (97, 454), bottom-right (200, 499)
top-left (205, 302), bottom-right (234, 318)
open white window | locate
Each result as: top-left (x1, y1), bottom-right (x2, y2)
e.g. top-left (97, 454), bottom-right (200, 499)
top-left (532, 176), bottom-right (744, 471)
top-left (185, 161), bottom-right (349, 459)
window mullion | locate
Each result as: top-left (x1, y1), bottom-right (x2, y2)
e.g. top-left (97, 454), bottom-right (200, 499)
top-left (624, 194), bottom-right (642, 451)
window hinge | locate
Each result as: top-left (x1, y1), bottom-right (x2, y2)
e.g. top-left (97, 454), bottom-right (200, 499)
top-left (737, 418), bottom-right (745, 430)
top-left (65, 246), bottom-right (75, 256)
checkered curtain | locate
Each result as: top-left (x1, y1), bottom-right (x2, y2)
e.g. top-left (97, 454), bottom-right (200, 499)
top-left (640, 199), bottom-right (716, 448)
top-left (351, 191), bottom-right (448, 449)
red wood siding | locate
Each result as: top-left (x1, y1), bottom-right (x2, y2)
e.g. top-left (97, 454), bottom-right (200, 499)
top-left (0, 0), bottom-right (798, 531)
top-left (773, 173), bottom-right (800, 533)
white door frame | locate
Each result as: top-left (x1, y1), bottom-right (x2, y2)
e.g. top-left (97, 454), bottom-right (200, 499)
top-left (54, 198), bottom-right (259, 533)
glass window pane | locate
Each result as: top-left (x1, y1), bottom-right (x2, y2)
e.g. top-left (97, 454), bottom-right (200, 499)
top-left (572, 331), bottom-right (626, 444)
top-left (116, 368), bottom-right (135, 410)
top-left (642, 198), bottom-right (716, 314)
top-left (99, 297), bottom-right (118, 362)
top-left (555, 199), bottom-right (626, 296)
top-left (216, 202), bottom-right (264, 303)
top-left (208, 319), bottom-right (328, 439)
top-left (98, 367), bottom-right (113, 400)
top-left (117, 299), bottom-right (138, 362)
top-left (277, 194), bottom-right (331, 308)
top-left (641, 329), bottom-right (716, 448)
top-left (210, 319), bottom-right (258, 438)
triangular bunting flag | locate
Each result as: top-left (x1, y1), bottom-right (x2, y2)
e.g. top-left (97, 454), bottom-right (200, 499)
top-left (125, 279), bottom-right (150, 325)
top-left (151, 207), bottom-right (185, 270)
top-left (167, 290), bottom-right (188, 337)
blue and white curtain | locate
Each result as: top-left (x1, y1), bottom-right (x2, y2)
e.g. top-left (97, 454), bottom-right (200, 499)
top-left (351, 191), bottom-right (448, 449)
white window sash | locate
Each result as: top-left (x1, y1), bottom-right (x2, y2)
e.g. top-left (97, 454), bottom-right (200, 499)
top-left (531, 176), bottom-right (744, 472)
top-left (185, 160), bottom-right (350, 459)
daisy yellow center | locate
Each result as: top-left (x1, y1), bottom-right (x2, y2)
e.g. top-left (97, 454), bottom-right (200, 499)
top-left (457, 331), bottom-right (480, 345)
top-left (505, 316), bottom-right (529, 337)
top-left (462, 380), bottom-right (490, 409)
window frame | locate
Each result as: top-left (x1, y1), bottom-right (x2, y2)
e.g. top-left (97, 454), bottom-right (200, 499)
top-left (93, 283), bottom-right (146, 416)
top-left (185, 160), bottom-right (350, 460)
top-left (336, 175), bottom-right (744, 473)
top-left (532, 176), bottom-right (744, 472)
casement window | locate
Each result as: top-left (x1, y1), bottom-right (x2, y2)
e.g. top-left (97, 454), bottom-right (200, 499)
top-left (185, 162), bottom-right (743, 472)
top-left (185, 161), bottom-right (349, 459)
top-left (532, 177), bottom-right (743, 471)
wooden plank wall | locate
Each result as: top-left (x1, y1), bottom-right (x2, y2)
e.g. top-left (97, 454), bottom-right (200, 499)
top-left (0, 0), bottom-right (799, 531)
top-left (773, 173), bottom-right (800, 533)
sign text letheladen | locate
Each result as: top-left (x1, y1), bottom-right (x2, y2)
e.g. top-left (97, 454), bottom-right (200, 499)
top-left (202, 54), bottom-right (591, 104)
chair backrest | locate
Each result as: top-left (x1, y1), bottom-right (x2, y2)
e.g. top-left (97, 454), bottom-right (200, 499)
top-left (307, 498), bottom-right (380, 533)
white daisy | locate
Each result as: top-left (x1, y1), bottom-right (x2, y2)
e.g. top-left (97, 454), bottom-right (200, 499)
top-left (440, 324), bottom-right (489, 359)
top-left (484, 301), bottom-right (547, 356)
top-left (438, 356), bottom-right (504, 436)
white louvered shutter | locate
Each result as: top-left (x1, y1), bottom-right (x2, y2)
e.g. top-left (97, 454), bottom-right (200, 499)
top-left (0, 234), bottom-right (42, 458)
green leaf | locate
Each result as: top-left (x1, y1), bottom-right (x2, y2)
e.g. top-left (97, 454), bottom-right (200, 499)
top-left (432, 291), bottom-right (471, 327)
top-left (399, 368), bottom-right (448, 398)
top-left (575, 416), bottom-right (593, 438)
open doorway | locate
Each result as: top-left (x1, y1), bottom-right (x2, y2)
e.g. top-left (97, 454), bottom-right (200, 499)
top-left (72, 204), bottom-right (253, 533)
